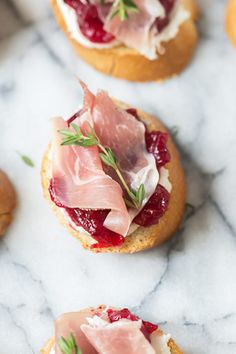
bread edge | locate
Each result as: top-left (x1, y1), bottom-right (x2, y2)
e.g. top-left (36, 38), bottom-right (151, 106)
top-left (226, 0), bottom-right (236, 47)
top-left (50, 0), bottom-right (198, 82)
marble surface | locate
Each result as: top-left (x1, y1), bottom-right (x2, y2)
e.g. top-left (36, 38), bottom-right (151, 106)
top-left (0, 0), bottom-right (236, 353)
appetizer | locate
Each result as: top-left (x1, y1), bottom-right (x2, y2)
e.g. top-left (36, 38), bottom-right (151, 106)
top-left (51, 0), bottom-right (198, 81)
top-left (0, 170), bottom-right (16, 237)
top-left (226, 0), bottom-right (236, 47)
top-left (41, 305), bottom-right (183, 354)
top-left (41, 82), bottom-right (186, 253)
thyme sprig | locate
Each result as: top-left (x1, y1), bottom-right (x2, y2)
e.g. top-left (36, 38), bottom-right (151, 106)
top-left (59, 123), bottom-right (145, 209)
top-left (58, 333), bottom-right (82, 354)
top-left (110, 0), bottom-right (139, 21)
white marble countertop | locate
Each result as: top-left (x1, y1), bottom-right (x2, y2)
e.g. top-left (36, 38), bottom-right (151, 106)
top-left (0, 0), bottom-right (236, 353)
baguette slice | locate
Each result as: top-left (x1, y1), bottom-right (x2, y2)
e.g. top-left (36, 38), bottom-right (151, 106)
top-left (0, 170), bottom-right (16, 237)
top-left (226, 0), bottom-right (236, 47)
top-left (40, 306), bottom-right (183, 354)
top-left (50, 0), bottom-right (198, 82)
top-left (41, 100), bottom-right (186, 253)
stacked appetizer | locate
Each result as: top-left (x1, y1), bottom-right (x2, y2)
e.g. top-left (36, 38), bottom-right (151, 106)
top-left (41, 82), bottom-right (186, 253)
top-left (51, 0), bottom-right (198, 81)
top-left (41, 305), bottom-right (183, 354)
top-left (226, 0), bottom-right (236, 47)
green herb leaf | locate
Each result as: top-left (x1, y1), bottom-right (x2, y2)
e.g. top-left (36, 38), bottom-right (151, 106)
top-left (137, 184), bottom-right (145, 205)
top-left (58, 333), bottom-right (82, 354)
top-left (58, 125), bottom-right (99, 148)
top-left (127, 183), bottom-right (145, 209)
top-left (110, 0), bottom-right (139, 21)
top-left (17, 152), bottom-right (34, 167)
top-left (100, 153), bottom-right (115, 168)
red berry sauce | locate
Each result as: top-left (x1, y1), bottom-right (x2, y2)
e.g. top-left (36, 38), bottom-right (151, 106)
top-left (155, 0), bottom-right (176, 32)
top-left (64, 0), bottom-right (115, 43)
top-left (107, 308), bottom-right (158, 340)
top-left (65, 208), bottom-right (124, 248)
top-left (49, 180), bottom-right (124, 248)
top-left (145, 131), bottom-right (171, 168)
top-left (134, 184), bottom-right (170, 227)
top-left (49, 109), bottom-right (170, 248)
top-left (64, 0), bottom-right (176, 44)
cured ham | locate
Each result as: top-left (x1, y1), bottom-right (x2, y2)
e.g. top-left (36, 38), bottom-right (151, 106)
top-left (81, 319), bottom-right (156, 354)
top-left (51, 117), bottom-right (130, 236)
top-left (50, 83), bottom-right (158, 237)
top-left (54, 307), bottom-right (171, 354)
top-left (104, 0), bottom-right (165, 59)
top-left (55, 310), bottom-right (98, 354)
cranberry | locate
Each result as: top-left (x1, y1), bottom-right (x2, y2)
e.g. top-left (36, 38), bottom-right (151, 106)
top-left (126, 108), bottom-right (140, 120)
top-left (65, 208), bottom-right (124, 248)
top-left (49, 180), bottom-right (124, 248)
top-left (64, 0), bottom-right (115, 43)
top-left (145, 131), bottom-right (171, 168)
top-left (127, 109), bottom-right (171, 169)
top-left (66, 109), bottom-right (83, 126)
top-left (64, 0), bottom-right (175, 43)
top-left (134, 184), bottom-right (170, 227)
top-left (107, 308), bottom-right (158, 339)
top-left (142, 320), bottom-right (159, 335)
top-left (64, 0), bottom-right (82, 10)
top-left (155, 0), bottom-right (176, 32)
top-left (107, 308), bottom-right (139, 322)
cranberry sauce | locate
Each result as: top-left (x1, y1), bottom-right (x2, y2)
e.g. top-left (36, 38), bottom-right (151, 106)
top-left (65, 208), bottom-right (124, 248)
top-left (155, 0), bottom-right (176, 32)
top-left (128, 108), bottom-right (170, 227)
top-left (49, 108), bottom-right (171, 248)
top-left (134, 184), bottom-right (170, 227)
top-left (145, 131), bottom-right (171, 168)
top-left (64, 0), bottom-right (176, 43)
top-left (107, 308), bottom-right (158, 340)
top-left (64, 0), bottom-right (115, 43)
top-left (49, 180), bottom-right (124, 249)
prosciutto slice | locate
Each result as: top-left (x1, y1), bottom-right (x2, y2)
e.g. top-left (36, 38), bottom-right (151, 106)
top-left (104, 0), bottom-right (165, 59)
top-left (55, 310), bottom-right (99, 354)
top-left (51, 83), bottom-right (158, 236)
top-left (51, 116), bottom-right (130, 236)
top-left (81, 319), bottom-right (156, 354)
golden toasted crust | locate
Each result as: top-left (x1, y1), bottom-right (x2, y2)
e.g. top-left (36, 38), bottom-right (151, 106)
top-left (50, 0), bottom-right (198, 82)
top-left (41, 306), bottom-right (183, 354)
top-left (182, 0), bottom-right (199, 21)
top-left (41, 101), bottom-right (186, 253)
top-left (226, 0), bottom-right (236, 47)
top-left (0, 170), bottom-right (16, 237)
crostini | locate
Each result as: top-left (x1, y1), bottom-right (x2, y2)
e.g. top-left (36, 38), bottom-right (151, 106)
top-left (51, 0), bottom-right (198, 82)
top-left (0, 170), bottom-right (16, 237)
top-left (226, 0), bottom-right (236, 47)
top-left (41, 305), bottom-right (183, 354)
top-left (41, 82), bottom-right (186, 253)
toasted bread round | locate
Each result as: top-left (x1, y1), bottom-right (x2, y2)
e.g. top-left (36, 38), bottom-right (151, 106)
top-left (226, 0), bottom-right (236, 47)
top-left (0, 170), bottom-right (16, 237)
top-left (51, 0), bottom-right (198, 82)
top-left (40, 306), bottom-right (183, 354)
top-left (41, 101), bottom-right (186, 253)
